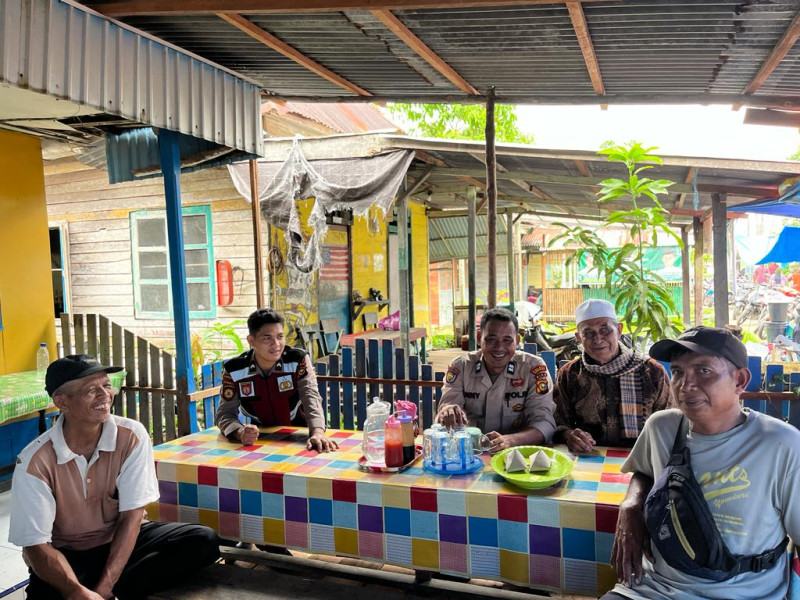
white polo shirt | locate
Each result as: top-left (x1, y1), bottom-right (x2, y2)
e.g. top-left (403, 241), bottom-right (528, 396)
top-left (9, 415), bottom-right (159, 551)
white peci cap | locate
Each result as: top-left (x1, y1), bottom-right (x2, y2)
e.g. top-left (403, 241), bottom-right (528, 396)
top-left (574, 299), bottom-right (617, 325)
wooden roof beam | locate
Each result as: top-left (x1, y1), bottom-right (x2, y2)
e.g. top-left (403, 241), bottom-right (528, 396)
top-left (433, 168), bottom-right (778, 197)
top-left (744, 108), bottom-right (800, 128)
top-left (566, 1), bottom-right (605, 96)
top-left (91, 0), bottom-right (612, 17)
top-left (744, 11), bottom-right (800, 95)
top-left (469, 151), bottom-right (535, 198)
top-left (217, 13), bottom-right (371, 96)
top-left (467, 151), bottom-right (572, 214)
top-left (675, 167), bottom-right (696, 209)
top-left (370, 10), bottom-right (479, 96)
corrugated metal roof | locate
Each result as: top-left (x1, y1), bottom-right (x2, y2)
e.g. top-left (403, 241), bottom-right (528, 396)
top-left (429, 214), bottom-right (509, 261)
top-left (79, 0), bottom-right (800, 105)
top-left (0, 0), bottom-right (262, 155)
top-left (263, 101), bottom-right (399, 134)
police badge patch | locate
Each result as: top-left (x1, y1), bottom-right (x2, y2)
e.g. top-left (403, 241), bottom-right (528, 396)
top-left (531, 364), bottom-right (548, 379)
top-left (297, 361), bottom-right (308, 378)
top-left (445, 366), bottom-right (460, 384)
top-left (277, 375), bottom-right (294, 392)
top-left (512, 417), bottom-right (523, 429)
top-left (512, 403), bottom-right (525, 412)
top-left (239, 381), bottom-right (255, 397)
top-left (510, 377), bottom-right (524, 387)
top-left (221, 374), bottom-right (236, 401)
top-left (536, 380), bottom-right (549, 394)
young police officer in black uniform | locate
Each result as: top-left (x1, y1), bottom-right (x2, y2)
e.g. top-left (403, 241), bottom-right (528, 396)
top-left (215, 309), bottom-right (338, 452)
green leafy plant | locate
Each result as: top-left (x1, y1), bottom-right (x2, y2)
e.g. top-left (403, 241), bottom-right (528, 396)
top-left (549, 142), bottom-right (682, 348)
top-left (190, 320), bottom-right (247, 378)
top-left (388, 103), bottom-right (534, 143)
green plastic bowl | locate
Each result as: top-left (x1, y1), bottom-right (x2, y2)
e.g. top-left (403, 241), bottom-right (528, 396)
top-left (490, 446), bottom-right (574, 490)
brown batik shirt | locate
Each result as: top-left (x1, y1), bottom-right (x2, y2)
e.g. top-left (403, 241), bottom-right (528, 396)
top-left (553, 356), bottom-right (673, 447)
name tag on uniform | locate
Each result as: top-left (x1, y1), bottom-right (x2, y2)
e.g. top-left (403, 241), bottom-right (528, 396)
top-left (239, 381), bottom-right (255, 397)
top-left (277, 375), bottom-right (294, 392)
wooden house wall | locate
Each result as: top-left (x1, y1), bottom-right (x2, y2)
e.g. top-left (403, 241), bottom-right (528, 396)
top-left (44, 156), bottom-right (262, 349)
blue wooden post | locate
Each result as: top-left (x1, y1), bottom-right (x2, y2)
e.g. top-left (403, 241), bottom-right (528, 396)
top-left (157, 128), bottom-right (196, 435)
top-left (434, 370), bottom-right (444, 408)
top-left (368, 339), bottom-right (380, 401)
top-left (746, 356), bottom-right (762, 392)
top-left (541, 350), bottom-right (557, 380)
top-left (355, 339), bottom-right (367, 430)
top-left (421, 364), bottom-right (433, 430)
top-left (395, 348), bottom-right (406, 401)
top-left (212, 361), bottom-right (223, 416)
top-left (341, 347), bottom-right (355, 430)
top-left (789, 373), bottom-right (800, 430)
top-left (328, 354), bottom-right (341, 429)
top-left (382, 340), bottom-right (394, 407)
top-left (766, 365), bottom-right (784, 392)
top-left (201, 364), bottom-right (213, 429)
top-left (408, 355), bottom-right (420, 415)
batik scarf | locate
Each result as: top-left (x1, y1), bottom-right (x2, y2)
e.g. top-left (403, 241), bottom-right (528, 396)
top-left (581, 344), bottom-right (649, 438)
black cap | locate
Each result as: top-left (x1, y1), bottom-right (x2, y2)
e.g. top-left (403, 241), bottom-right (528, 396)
top-left (45, 354), bottom-right (123, 396)
top-left (649, 326), bottom-right (748, 369)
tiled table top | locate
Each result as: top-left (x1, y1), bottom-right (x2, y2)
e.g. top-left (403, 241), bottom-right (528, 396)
top-left (150, 427), bottom-right (631, 595)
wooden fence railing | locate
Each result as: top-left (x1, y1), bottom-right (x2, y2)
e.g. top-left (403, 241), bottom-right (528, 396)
top-left (315, 339), bottom-right (556, 432)
top-left (58, 313), bottom-right (220, 443)
top-left (57, 314), bottom-right (800, 438)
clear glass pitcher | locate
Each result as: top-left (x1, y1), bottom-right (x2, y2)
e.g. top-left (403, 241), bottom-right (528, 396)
top-left (362, 398), bottom-right (391, 464)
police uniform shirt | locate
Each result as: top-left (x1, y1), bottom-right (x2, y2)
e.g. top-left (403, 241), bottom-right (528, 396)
top-left (438, 350), bottom-right (556, 441)
top-left (215, 347), bottom-right (326, 439)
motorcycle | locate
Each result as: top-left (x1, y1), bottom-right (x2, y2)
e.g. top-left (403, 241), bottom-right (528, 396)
top-left (518, 301), bottom-right (633, 362)
top-left (523, 322), bottom-right (582, 362)
top-left (516, 302), bottom-right (583, 362)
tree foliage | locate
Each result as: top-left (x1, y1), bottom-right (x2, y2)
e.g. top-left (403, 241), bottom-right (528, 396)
top-left (388, 103), bottom-right (534, 143)
top-left (549, 142), bottom-right (682, 348)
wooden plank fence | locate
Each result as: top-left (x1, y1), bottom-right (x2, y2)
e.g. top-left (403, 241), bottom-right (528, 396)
top-left (311, 340), bottom-right (556, 432)
top-left (59, 313), bottom-right (221, 442)
top-left (60, 313), bottom-right (800, 439)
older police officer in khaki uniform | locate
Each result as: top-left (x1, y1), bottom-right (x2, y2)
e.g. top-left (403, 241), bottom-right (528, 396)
top-left (436, 308), bottom-right (556, 453)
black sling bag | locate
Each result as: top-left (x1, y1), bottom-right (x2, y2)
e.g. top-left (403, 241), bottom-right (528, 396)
top-left (643, 416), bottom-right (788, 581)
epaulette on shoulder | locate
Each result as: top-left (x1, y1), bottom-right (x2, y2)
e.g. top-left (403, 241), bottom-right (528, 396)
top-left (223, 350), bottom-right (252, 373)
top-left (282, 346), bottom-right (308, 361)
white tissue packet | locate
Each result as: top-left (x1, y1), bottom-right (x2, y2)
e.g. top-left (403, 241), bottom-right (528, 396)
top-left (528, 450), bottom-right (551, 472)
top-left (504, 448), bottom-right (528, 472)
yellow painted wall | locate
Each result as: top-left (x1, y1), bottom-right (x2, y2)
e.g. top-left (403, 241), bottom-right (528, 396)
top-left (269, 198), bottom-right (318, 345)
top-left (0, 131), bottom-right (56, 373)
top-left (351, 208), bottom-right (388, 333)
top-left (527, 253), bottom-right (543, 288)
top-left (409, 201), bottom-right (430, 328)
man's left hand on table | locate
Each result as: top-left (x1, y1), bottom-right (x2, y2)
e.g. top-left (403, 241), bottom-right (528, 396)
top-left (307, 429), bottom-right (339, 453)
top-left (484, 431), bottom-right (515, 454)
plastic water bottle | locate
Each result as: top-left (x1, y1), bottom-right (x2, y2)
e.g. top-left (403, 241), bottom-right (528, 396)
top-left (36, 343), bottom-right (50, 378)
top-left (362, 397), bottom-right (391, 465)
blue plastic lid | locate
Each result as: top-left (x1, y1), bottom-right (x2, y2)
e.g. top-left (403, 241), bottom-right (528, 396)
top-left (397, 410), bottom-right (412, 423)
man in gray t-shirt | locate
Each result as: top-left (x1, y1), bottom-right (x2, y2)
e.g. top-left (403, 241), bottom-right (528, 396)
top-left (602, 327), bottom-right (800, 600)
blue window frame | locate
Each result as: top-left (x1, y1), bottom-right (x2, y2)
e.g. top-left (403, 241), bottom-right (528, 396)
top-left (130, 206), bottom-right (216, 319)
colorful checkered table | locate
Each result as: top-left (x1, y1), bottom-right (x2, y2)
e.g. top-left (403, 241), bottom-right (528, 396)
top-left (148, 427), bottom-right (631, 596)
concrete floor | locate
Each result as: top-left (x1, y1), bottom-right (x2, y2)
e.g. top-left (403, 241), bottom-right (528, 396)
top-left (0, 491), bottom-right (27, 599)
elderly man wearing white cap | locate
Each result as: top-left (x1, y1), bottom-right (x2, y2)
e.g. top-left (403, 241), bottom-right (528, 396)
top-left (553, 299), bottom-right (672, 453)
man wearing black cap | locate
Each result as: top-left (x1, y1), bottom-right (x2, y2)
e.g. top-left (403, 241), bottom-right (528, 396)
top-left (9, 355), bottom-right (220, 600)
top-left (602, 327), bottom-right (800, 600)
